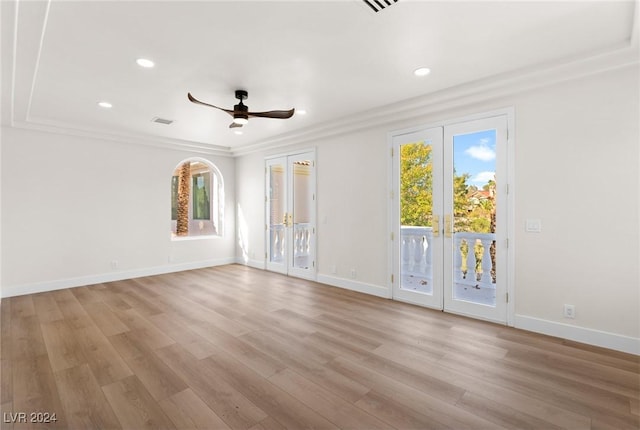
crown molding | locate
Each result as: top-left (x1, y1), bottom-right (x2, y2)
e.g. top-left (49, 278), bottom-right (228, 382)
top-left (231, 40), bottom-right (639, 157)
top-left (9, 119), bottom-right (233, 157)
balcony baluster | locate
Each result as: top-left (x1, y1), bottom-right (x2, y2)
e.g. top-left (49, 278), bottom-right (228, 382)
top-left (402, 227), bottom-right (496, 289)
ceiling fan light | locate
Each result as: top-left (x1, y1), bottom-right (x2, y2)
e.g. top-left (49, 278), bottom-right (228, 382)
top-left (233, 116), bottom-right (248, 125)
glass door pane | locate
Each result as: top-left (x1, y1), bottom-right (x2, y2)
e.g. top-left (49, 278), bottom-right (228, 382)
top-left (266, 158), bottom-right (287, 274)
top-left (400, 141), bottom-right (435, 295)
top-left (291, 159), bottom-right (313, 270)
top-left (392, 128), bottom-right (443, 309)
top-left (451, 129), bottom-right (497, 307)
top-left (443, 116), bottom-right (507, 323)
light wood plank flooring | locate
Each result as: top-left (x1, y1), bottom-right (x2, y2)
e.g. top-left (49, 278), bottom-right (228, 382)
top-left (1, 264), bottom-right (638, 429)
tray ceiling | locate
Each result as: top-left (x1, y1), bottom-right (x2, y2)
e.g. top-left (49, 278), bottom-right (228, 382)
top-left (2, 0), bottom-right (637, 154)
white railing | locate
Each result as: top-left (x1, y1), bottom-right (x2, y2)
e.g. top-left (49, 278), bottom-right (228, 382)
top-left (401, 226), bottom-right (496, 288)
top-left (270, 224), bottom-right (285, 262)
top-left (401, 226), bottom-right (435, 279)
top-left (269, 223), bottom-right (311, 263)
top-left (293, 223), bottom-right (312, 260)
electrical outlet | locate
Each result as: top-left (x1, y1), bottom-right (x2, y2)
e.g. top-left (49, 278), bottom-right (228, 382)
top-left (525, 219), bottom-right (542, 233)
top-left (563, 304), bottom-right (575, 319)
top-left (350, 268), bottom-right (357, 279)
top-left (110, 260), bottom-right (119, 270)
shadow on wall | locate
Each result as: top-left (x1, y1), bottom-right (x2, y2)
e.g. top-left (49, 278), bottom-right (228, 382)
top-left (237, 203), bottom-right (250, 264)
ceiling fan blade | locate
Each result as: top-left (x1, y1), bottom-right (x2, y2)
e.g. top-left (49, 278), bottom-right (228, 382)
top-left (247, 108), bottom-right (295, 119)
top-left (187, 93), bottom-right (234, 116)
top-left (229, 122), bottom-right (243, 129)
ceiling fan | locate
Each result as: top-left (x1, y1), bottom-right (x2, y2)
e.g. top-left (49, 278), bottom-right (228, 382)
top-left (187, 90), bottom-right (295, 128)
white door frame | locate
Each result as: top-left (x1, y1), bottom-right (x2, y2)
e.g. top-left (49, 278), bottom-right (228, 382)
top-left (265, 156), bottom-right (288, 275)
top-left (388, 108), bottom-right (515, 326)
top-left (443, 115), bottom-right (508, 324)
top-left (391, 126), bottom-right (444, 310)
top-left (265, 149), bottom-right (317, 280)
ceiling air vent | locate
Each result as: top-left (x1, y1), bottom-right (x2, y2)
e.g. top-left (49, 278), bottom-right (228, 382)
top-left (362, 0), bottom-right (398, 13)
top-left (151, 117), bottom-right (174, 125)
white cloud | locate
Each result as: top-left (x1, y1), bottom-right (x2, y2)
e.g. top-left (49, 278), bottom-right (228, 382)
top-left (471, 171), bottom-right (495, 184)
top-left (465, 144), bottom-right (495, 161)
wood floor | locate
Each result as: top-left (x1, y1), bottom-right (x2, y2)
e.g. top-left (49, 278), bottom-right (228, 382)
top-left (1, 265), bottom-right (638, 430)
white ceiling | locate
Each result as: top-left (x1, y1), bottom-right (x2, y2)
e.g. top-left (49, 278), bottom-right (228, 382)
top-left (2, 0), bottom-right (638, 154)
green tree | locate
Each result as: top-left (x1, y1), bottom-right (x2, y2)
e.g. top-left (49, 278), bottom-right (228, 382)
top-left (452, 171), bottom-right (472, 232)
top-left (469, 199), bottom-right (492, 233)
top-left (400, 145), bottom-right (495, 235)
top-left (400, 143), bottom-right (433, 226)
top-left (192, 173), bottom-right (211, 220)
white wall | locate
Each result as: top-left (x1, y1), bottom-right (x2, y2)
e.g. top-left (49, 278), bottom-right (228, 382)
top-left (1, 127), bottom-right (236, 297)
top-left (235, 151), bottom-right (266, 267)
top-left (513, 66), bottom-right (639, 339)
top-left (0, 127), bottom-right (2, 298)
top-left (316, 131), bottom-right (389, 292)
top-left (235, 64), bottom-right (639, 352)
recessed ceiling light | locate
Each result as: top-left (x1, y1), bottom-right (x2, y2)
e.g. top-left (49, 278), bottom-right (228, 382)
top-left (136, 58), bottom-right (155, 68)
top-left (234, 130), bottom-right (243, 135)
top-left (414, 67), bottom-right (431, 77)
top-left (97, 101), bottom-right (112, 108)
top-left (296, 109), bottom-right (307, 115)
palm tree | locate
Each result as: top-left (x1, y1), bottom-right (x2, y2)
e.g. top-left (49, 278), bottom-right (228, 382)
top-left (176, 162), bottom-right (191, 236)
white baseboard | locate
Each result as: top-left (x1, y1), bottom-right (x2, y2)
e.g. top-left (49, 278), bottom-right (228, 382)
top-left (0, 258), bottom-right (236, 298)
top-left (316, 274), bottom-right (391, 299)
top-left (515, 314), bottom-right (639, 355)
top-left (235, 257), bottom-right (266, 270)
top-left (231, 262), bottom-right (391, 299)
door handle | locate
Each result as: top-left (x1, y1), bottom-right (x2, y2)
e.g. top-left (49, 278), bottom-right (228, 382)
top-left (444, 214), bottom-right (453, 238)
top-left (282, 213), bottom-right (293, 227)
top-left (432, 215), bottom-right (440, 238)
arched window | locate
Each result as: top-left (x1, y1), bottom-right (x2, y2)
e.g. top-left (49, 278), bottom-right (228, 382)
top-left (171, 158), bottom-right (224, 238)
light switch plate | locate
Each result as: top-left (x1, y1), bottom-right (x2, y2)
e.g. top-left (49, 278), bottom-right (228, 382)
top-left (525, 219), bottom-right (542, 233)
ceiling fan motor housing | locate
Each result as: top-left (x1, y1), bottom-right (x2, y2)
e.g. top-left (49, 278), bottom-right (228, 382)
top-left (234, 90), bottom-right (249, 122)
top-left (233, 100), bottom-right (249, 122)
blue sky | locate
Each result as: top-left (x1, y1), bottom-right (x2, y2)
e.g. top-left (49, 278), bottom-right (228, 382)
top-left (453, 129), bottom-right (496, 187)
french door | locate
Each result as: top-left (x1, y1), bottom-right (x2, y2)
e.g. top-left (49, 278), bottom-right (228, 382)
top-left (392, 115), bottom-right (508, 323)
top-left (392, 127), bottom-right (444, 309)
top-left (265, 151), bottom-right (316, 279)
